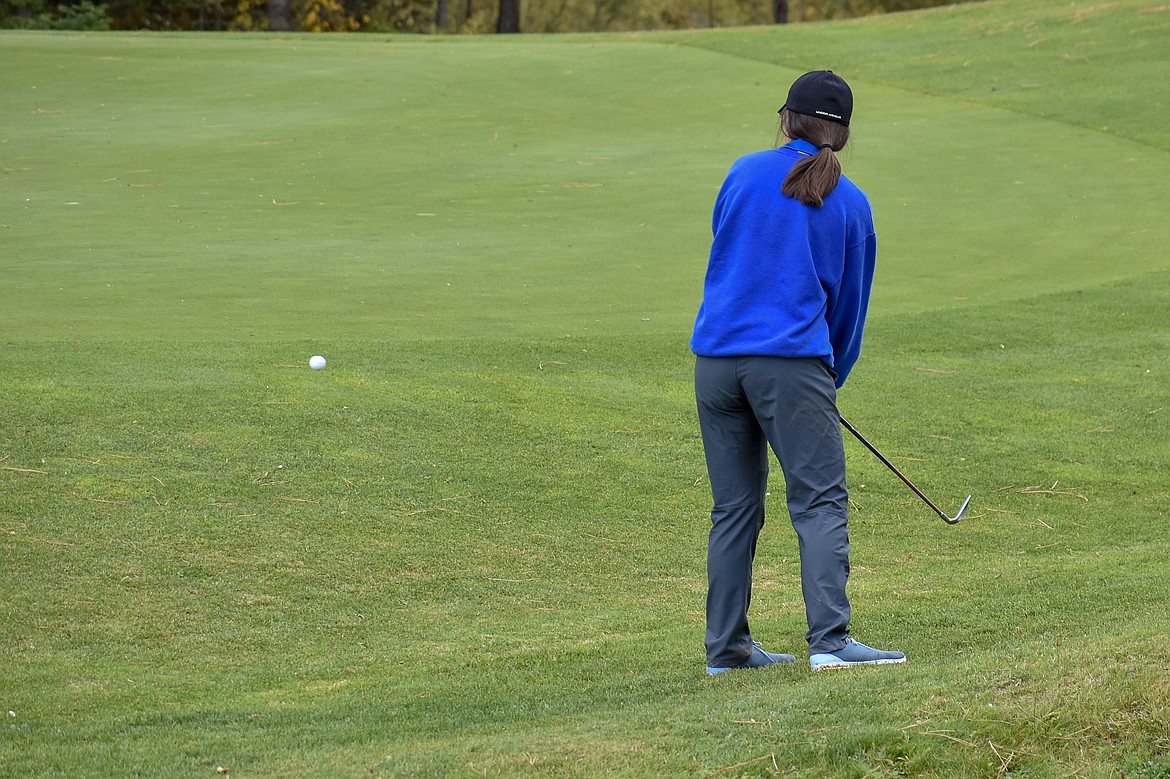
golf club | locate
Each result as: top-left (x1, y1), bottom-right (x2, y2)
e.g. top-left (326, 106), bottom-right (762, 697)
top-left (839, 416), bottom-right (971, 524)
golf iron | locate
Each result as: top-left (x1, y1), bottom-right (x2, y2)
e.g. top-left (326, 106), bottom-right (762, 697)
top-left (839, 416), bottom-right (972, 524)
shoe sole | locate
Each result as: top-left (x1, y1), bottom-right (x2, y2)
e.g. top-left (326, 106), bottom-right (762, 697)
top-left (810, 657), bottom-right (906, 671)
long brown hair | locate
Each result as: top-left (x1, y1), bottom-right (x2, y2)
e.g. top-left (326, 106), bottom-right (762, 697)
top-left (778, 108), bottom-right (851, 208)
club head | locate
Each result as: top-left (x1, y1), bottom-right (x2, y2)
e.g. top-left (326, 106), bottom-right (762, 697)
top-left (940, 495), bottom-right (973, 525)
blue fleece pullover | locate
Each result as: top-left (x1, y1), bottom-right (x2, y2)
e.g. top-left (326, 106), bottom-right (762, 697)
top-left (691, 139), bottom-right (877, 388)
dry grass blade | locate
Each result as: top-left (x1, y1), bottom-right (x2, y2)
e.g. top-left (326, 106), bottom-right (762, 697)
top-left (995, 481), bottom-right (1089, 502)
top-left (71, 492), bottom-right (129, 504)
top-left (711, 753), bottom-right (778, 774)
top-left (2, 466), bottom-right (49, 475)
top-left (399, 507), bottom-right (474, 517)
top-left (919, 729), bottom-right (980, 748)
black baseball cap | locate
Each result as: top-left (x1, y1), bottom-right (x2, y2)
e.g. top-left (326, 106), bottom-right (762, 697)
top-left (779, 70), bottom-right (853, 126)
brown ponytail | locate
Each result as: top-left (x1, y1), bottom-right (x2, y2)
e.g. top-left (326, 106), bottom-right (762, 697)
top-left (778, 109), bottom-right (851, 208)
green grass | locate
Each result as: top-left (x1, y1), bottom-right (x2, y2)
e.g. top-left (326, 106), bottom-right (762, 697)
top-left (2, 0), bottom-right (1170, 775)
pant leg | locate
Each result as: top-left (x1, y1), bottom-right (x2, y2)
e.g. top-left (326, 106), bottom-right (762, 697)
top-left (739, 357), bottom-right (851, 655)
top-left (695, 356), bottom-right (769, 668)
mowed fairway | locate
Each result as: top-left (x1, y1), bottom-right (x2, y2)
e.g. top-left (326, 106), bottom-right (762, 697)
top-left (2, 0), bottom-right (1170, 776)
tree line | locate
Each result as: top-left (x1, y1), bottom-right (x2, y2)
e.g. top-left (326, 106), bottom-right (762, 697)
top-left (2, 0), bottom-right (966, 34)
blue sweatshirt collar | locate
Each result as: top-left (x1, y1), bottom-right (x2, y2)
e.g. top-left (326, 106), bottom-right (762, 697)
top-left (783, 138), bottom-right (820, 157)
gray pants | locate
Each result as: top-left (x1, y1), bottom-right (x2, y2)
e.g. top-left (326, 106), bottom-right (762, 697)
top-left (695, 355), bottom-right (851, 667)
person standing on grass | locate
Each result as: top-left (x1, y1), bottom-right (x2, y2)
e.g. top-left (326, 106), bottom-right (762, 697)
top-left (691, 70), bottom-right (906, 674)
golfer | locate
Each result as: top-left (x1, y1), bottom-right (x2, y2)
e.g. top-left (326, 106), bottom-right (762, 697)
top-left (692, 71), bottom-right (906, 674)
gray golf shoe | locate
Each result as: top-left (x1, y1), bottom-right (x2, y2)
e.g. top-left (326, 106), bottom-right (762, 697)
top-left (707, 641), bottom-right (797, 675)
top-left (809, 637), bottom-right (906, 671)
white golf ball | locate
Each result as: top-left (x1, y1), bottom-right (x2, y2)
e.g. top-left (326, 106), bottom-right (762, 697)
top-left (309, 355), bottom-right (327, 370)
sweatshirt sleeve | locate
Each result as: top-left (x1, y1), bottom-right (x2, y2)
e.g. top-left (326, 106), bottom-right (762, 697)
top-left (825, 229), bottom-right (876, 388)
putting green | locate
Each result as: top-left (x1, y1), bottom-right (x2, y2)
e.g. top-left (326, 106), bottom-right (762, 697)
top-left (4, 25), bottom-right (1168, 347)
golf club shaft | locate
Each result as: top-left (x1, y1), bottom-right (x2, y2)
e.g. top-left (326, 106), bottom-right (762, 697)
top-left (839, 416), bottom-right (970, 524)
